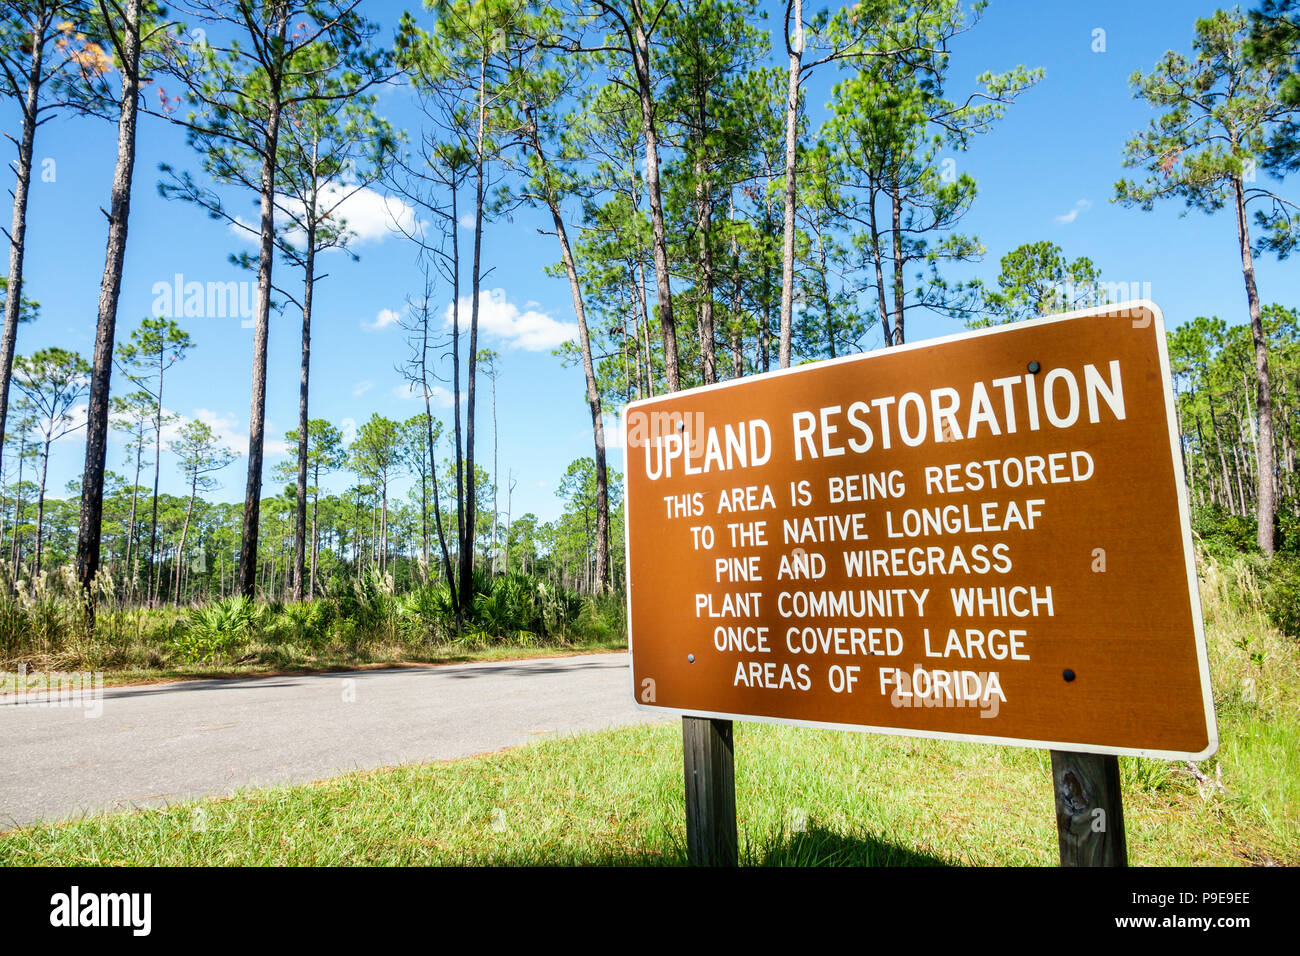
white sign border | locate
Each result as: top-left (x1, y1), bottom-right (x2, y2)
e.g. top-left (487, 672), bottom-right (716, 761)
top-left (621, 300), bottom-right (1219, 762)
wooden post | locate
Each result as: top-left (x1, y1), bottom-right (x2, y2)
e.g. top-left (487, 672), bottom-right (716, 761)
top-left (1050, 750), bottom-right (1127, 866)
top-left (683, 716), bottom-right (737, 866)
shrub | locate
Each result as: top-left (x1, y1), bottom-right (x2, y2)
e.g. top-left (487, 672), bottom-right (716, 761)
top-left (1277, 499), bottom-right (1300, 556)
top-left (472, 573), bottom-right (545, 640)
top-left (329, 569), bottom-right (396, 642)
top-left (539, 582), bottom-right (586, 638)
top-left (1192, 505), bottom-right (1258, 561)
top-left (272, 601), bottom-right (332, 648)
top-left (1260, 555), bottom-right (1300, 639)
top-left (572, 590), bottom-right (626, 645)
top-left (174, 596), bottom-right (257, 662)
top-left (396, 583), bottom-right (457, 645)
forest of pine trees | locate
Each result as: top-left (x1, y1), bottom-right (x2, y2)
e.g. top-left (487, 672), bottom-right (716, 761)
top-left (0, 1), bottom-right (1296, 657)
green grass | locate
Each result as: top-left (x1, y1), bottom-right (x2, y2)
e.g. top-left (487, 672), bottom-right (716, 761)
top-left (1, 719), bottom-right (1291, 866)
top-left (1, 552), bottom-right (1296, 866)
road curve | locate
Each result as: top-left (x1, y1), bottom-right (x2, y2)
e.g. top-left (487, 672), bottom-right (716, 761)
top-left (0, 652), bottom-right (663, 829)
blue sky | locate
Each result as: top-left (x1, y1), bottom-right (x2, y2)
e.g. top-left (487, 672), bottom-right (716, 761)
top-left (5, 0), bottom-right (1297, 524)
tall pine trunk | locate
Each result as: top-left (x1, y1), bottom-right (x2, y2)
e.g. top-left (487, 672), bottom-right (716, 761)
top-left (147, 353), bottom-right (164, 602)
top-left (293, 221), bottom-right (317, 602)
top-left (779, 0), bottom-right (803, 369)
top-left (415, 285), bottom-right (456, 605)
top-left (461, 53), bottom-right (487, 606)
top-left (77, 0), bottom-right (144, 608)
top-left (174, 473), bottom-right (197, 601)
top-left (525, 112), bottom-right (610, 592)
top-left (124, 433), bottom-right (143, 598)
top-left (490, 364), bottom-right (498, 576)
top-left (816, 231), bottom-right (836, 358)
top-left (310, 469), bottom-right (320, 599)
top-left (1232, 177), bottom-right (1275, 555)
top-left (9, 429), bottom-right (27, 569)
top-left (695, 162), bottom-right (716, 384)
top-left (237, 8), bottom-right (288, 597)
top-left (449, 175), bottom-right (465, 629)
top-left (629, 2), bottom-right (679, 390)
top-left (890, 189), bottom-right (906, 346)
top-left (34, 438), bottom-right (50, 574)
top-left (0, 4), bottom-right (49, 468)
top-left (729, 195), bottom-right (744, 379)
top-left (635, 258), bottom-right (655, 394)
top-left (867, 189), bottom-right (893, 346)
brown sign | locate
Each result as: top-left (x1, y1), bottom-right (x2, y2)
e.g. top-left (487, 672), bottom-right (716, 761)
top-left (623, 303), bottom-right (1216, 759)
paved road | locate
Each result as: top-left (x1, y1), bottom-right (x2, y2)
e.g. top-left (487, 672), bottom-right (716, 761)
top-left (0, 653), bottom-right (663, 829)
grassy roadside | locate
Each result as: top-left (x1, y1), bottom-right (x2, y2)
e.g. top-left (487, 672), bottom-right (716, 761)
top-left (1, 555), bottom-right (1295, 866)
top-left (1, 567), bottom-right (627, 687)
top-left (1, 715), bottom-right (1292, 866)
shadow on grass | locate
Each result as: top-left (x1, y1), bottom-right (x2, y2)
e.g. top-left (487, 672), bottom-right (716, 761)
top-left (748, 825), bottom-right (950, 867)
top-left (482, 825), bottom-right (949, 867)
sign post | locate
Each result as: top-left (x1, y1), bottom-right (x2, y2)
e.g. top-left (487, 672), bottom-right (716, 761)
top-left (682, 716), bottom-right (737, 866)
top-left (1051, 750), bottom-right (1127, 866)
top-left (623, 302), bottom-right (1216, 866)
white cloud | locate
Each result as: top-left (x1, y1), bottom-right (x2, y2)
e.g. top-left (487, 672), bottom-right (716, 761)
top-left (458, 213), bottom-right (475, 231)
top-left (340, 416), bottom-right (358, 446)
top-left (52, 404), bottom-right (89, 443)
top-left (320, 185), bottom-right (419, 245)
top-left (352, 380), bottom-right (374, 398)
top-left (156, 409), bottom-right (188, 446)
top-left (227, 217), bottom-right (259, 244)
top-left (1054, 199), bottom-right (1091, 224)
top-left (152, 408), bottom-right (261, 463)
top-left (443, 288), bottom-right (577, 351)
top-left (229, 185), bottom-right (420, 249)
top-left (194, 409), bottom-right (251, 455)
top-left (392, 381), bottom-right (456, 407)
top-left (364, 307), bottom-right (403, 332)
top-left (195, 408), bottom-right (285, 457)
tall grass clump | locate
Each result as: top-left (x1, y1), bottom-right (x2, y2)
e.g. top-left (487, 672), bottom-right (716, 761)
top-left (1199, 553), bottom-right (1300, 722)
top-left (1197, 551), bottom-right (1300, 857)
top-left (328, 569), bottom-right (397, 646)
top-left (0, 561), bottom-right (181, 671)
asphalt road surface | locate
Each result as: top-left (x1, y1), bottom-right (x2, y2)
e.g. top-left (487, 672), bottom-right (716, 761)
top-left (0, 652), bottom-right (663, 829)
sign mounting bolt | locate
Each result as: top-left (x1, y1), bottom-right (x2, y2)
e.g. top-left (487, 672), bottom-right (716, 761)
top-left (1063, 669), bottom-right (1076, 682)
top-left (1027, 360), bottom-right (1041, 374)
